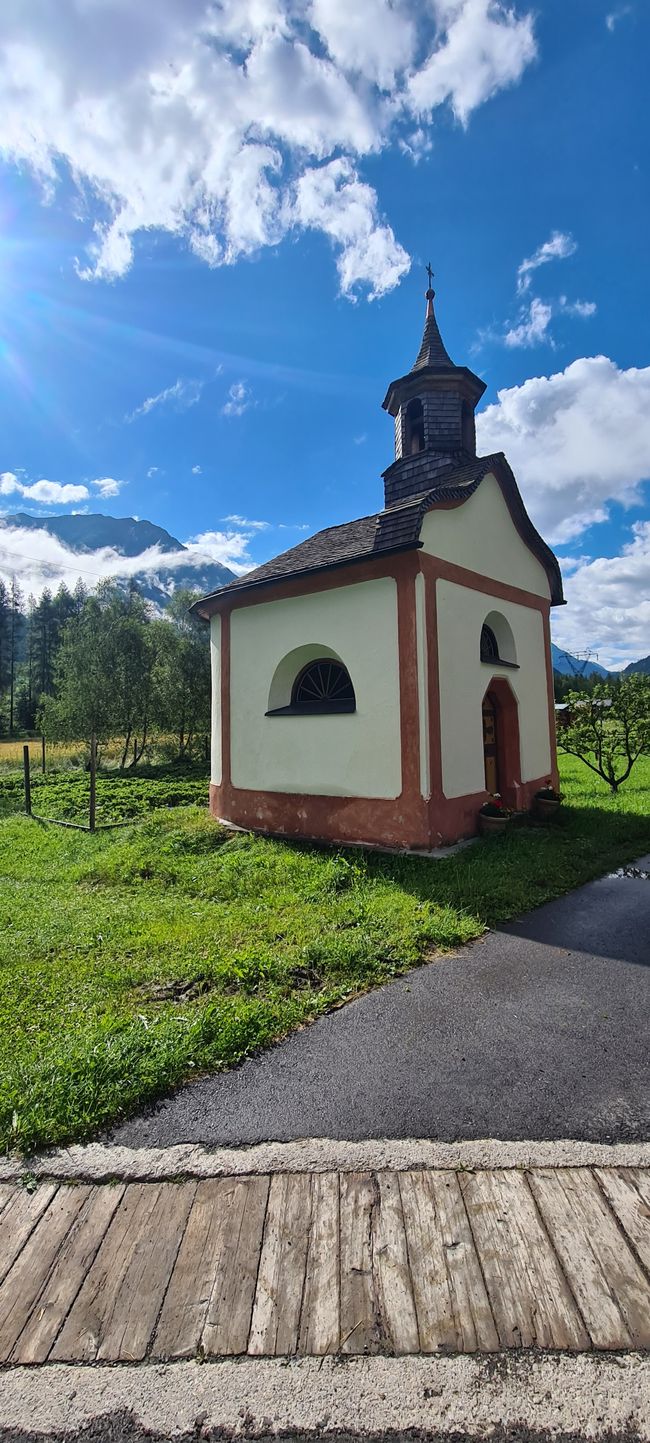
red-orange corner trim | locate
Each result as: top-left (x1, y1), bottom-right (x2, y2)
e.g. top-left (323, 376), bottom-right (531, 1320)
top-left (211, 548), bottom-right (558, 849)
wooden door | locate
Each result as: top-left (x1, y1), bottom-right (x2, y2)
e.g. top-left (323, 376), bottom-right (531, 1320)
top-left (482, 696), bottom-right (499, 793)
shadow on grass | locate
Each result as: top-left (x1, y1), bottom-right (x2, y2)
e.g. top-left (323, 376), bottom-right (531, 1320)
top-left (345, 802), bottom-right (650, 934)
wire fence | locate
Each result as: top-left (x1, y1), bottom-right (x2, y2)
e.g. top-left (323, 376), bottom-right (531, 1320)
top-left (1, 738), bottom-right (210, 830)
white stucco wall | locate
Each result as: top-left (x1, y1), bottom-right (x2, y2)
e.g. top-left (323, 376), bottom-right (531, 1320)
top-left (421, 473), bottom-right (551, 599)
top-left (415, 571), bottom-right (430, 800)
top-left (210, 614), bottom-right (222, 786)
top-left (228, 578), bottom-right (402, 798)
top-left (436, 579), bottom-right (551, 798)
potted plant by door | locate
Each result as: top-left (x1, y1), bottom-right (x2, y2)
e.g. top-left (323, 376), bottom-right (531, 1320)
top-left (534, 781), bottom-right (563, 820)
top-left (478, 793), bottom-right (511, 837)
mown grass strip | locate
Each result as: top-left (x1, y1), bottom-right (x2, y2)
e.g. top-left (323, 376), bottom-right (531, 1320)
top-left (1, 755), bottom-right (648, 1155)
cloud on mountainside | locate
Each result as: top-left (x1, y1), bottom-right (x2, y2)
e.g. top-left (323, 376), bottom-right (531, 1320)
top-left (0, 0), bottom-right (537, 298)
top-left (0, 522), bottom-right (258, 600)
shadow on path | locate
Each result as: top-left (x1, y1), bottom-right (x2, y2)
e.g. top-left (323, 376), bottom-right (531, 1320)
top-left (108, 857), bottom-right (650, 1151)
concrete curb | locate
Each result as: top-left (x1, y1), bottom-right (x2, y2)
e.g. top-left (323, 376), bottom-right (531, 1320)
top-left (1, 1137), bottom-right (649, 1182)
top-left (0, 1355), bottom-right (648, 1439)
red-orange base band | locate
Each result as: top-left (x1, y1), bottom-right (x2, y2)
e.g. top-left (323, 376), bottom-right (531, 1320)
top-left (209, 775), bottom-right (553, 851)
top-left (211, 539), bottom-right (560, 853)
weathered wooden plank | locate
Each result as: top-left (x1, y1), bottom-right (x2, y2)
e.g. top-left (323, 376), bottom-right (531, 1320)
top-left (339, 1172), bottom-right (380, 1355)
top-left (462, 1170), bottom-right (589, 1350)
top-left (0, 1186), bottom-right (90, 1362)
top-left (298, 1172), bottom-right (340, 1356)
top-left (595, 1168), bottom-right (650, 1275)
top-left (0, 1186), bottom-right (17, 1220)
top-left (51, 1182), bottom-right (195, 1362)
top-left (12, 1185), bottom-right (125, 1365)
top-left (249, 1173), bottom-right (312, 1355)
top-left (529, 1168), bottom-right (650, 1349)
top-left (373, 1173), bottom-right (419, 1354)
top-left (200, 1176), bottom-right (270, 1356)
top-left (155, 1179), bottom-right (231, 1359)
top-left (0, 1185), bottom-right (58, 1286)
top-left (399, 1170), bottom-right (498, 1353)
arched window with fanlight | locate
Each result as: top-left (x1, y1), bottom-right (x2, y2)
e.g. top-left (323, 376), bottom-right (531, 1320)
top-left (266, 649), bottom-right (357, 716)
top-left (291, 658), bottom-right (355, 713)
top-left (480, 612), bottom-right (519, 668)
top-left (480, 623), bottom-right (499, 663)
top-left (405, 397), bottom-right (425, 455)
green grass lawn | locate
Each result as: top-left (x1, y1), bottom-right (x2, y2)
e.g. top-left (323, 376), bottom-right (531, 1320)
top-left (1, 754), bottom-right (648, 1155)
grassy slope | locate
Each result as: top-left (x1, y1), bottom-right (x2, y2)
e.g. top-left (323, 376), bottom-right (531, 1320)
top-left (1, 754), bottom-right (648, 1154)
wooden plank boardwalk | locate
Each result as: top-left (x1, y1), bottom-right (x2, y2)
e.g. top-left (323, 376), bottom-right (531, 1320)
top-left (0, 1168), bottom-right (648, 1364)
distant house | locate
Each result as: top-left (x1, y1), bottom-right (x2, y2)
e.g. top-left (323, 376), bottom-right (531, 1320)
top-left (194, 282), bottom-right (564, 849)
top-left (556, 697), bottom-right (612, 728)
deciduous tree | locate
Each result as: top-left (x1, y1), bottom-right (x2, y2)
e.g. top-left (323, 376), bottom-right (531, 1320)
top-left (557, 676), bottom-right (650, 792)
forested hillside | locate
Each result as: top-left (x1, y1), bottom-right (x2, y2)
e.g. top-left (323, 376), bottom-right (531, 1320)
top-left (0, 578), bottom-right (210, 760)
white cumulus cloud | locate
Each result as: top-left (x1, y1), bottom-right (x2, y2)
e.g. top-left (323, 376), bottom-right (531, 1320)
top-left (477, 231), bottom-right (596, 350)
top-left (517, 230), bottom-right (577, 294)
top-left (0, 0), bottom-right (538, 299)
top-left (222, 381), bottom-right (254, 417)
top-left (127, 378), bottom-right (204, 422)
top-left (293, 158), bottom-right (409, 299)
top-left (605, 7), bottom-right (632, 31)
top-left (0, 472), bottom-right (124, 505)
top-left (91, 477), bottom-right (123, 498)
top-left (309, 0), bottom-right (416, 89)
top-left (408, 0), bottom-right (536, 125)
top-left (476, 355), bottom-right (650, 543)
top-left (552, 522), bottom-right (650, 669)
top-left (0, 473), bottom-right (90, 505)
top-left (504, 297), bottom-right (554, 349)
top-left (223, 514), bottom-right (271, 530)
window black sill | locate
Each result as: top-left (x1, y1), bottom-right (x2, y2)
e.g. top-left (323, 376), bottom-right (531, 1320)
top-left (480, 657), bottom-right (520, 669)
top-left (266, 704), bottom-right (356, 717)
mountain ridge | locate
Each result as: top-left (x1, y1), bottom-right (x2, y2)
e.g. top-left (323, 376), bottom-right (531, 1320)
top-left (4, 511), bottom-right (186, 556)
top-left (1, 515), bottom-right (647, 672)
top-left (0, 510), bottom-right (236, 608)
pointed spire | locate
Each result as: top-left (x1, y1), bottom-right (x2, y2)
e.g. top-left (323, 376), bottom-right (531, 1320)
top-left (412, 265), bottom-right (454, 371)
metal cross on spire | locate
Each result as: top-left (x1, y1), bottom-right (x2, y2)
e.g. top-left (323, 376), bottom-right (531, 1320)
top-left (426, 261), bottom-right (434, 290)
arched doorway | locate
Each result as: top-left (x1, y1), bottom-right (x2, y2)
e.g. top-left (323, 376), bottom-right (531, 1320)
top-left (481, 678), bottom-right (521, 806)
top-left (482, 693), bottom-right (499, 792)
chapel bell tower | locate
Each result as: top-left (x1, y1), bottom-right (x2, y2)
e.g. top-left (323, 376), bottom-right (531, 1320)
top-left (381, 268), bottom-right (487, 508)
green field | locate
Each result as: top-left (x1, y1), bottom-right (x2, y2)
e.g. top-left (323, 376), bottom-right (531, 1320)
top-left (1, 754), bottom-right (649, 1155)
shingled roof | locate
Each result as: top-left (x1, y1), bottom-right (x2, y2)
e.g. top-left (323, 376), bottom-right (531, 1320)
top-left (412, 288), bottom-right (455, 370)
top-left (193, 454), bottom-right (565, 615)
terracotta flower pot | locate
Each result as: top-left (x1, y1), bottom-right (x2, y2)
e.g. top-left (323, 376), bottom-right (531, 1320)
top-left (535, 797), bottom-right (561, 819)
top-left (478, 812), bottom-right (510, 837)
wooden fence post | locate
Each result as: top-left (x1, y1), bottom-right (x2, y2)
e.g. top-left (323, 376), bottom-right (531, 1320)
top-left (41, 734), bottom-right (46, 775)
top-left (23, 744), bottom-right (32, 816)
top-left (89, 732), bottom-right (97, 833)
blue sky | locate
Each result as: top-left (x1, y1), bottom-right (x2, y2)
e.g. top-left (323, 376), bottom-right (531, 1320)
top-left (0, 0), bottom-right (648, 666)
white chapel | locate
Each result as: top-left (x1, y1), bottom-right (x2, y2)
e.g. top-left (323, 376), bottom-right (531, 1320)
top-left (194, 280), bottom-right (563, 849)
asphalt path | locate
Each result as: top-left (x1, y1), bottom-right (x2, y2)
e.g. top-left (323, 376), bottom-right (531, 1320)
top-left (110, 857), bottom-right (650, 1149)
